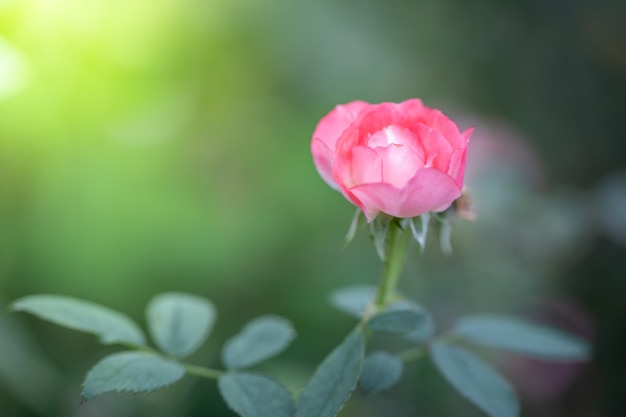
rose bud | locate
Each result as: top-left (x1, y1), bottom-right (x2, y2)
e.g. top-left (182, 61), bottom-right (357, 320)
top-left (312, 99), bottom-right (472, 221)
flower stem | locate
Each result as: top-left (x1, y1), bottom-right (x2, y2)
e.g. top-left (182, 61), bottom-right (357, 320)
top-left (183, 364), bottom-right (223, 380)
top-left (374, 219), bottom-right (412, 309)
top-left (396, 346), bottom-right (427, 362)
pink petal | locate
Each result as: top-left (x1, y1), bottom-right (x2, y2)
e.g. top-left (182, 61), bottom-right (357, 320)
top-left (448, 147), bottom-right (468, 188)
top-left (346, 145), bottom-right (382, 187)
top-left (312, 101), bottom-right (370, 152)
top-left (397, 98), bottom-right (425, 116)
top-left (336, 181), bottom-right (370, 217)
top-left (350, 168), bottom-right (462, 221)
top-left (462, 127), bottom-right (473, 142)
top-left (367, 125), bottom-right (423, 156)
top-left (448, 128), bottom-right (472, 187)
top-left (396, 100), bottom-right (466, 150)
top-left (332, 146), bottom-right (379, 213)
top-left (378, 144), bottom-right (424, 189)
top-left (423, 110), bottom-right (464, 148)
top-left (414, 124), bottom-right (453, 171)
top-left (338, 103), bottom-right (402, 150)
top-left (395, 99), bottom-right (436, 131)
top-left (311, 137), bottom-right (339, 189)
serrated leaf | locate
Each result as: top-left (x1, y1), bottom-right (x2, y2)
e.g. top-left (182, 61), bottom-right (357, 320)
top-left (359, 351), bottom-right (403, 395)
top-left (430, 342), bottom-right (519, 417)
top-left (368, 306), bottom-right (426, 334)
top-left (218, 372), bottom-right (295, 417)
top-left (222, 316), bottom-right (295, 370)
top-left (454, 315), bottom-right (591, 361)
top-left (328, 286), bottom-right (377, 319)
top-left (409, 213), bottom-right (430, 251)
top-left (295, 328), bottom-right (364, 417)
top-left (10, 295), bottom-right (145, 346)
top-left (404, 313), bottom-right (435, 344)
top-left (82, 351), bottom-right (185, 400)
top-left (384, 299), bottom-right (435, 343)
top-left (146, 293), bottom-right (216, 358)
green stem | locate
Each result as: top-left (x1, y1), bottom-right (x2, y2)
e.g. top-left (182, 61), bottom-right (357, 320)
top-left (183, 364), bottom-right (223, 380)
top-left (121, 343), bottom-right (160, 354)
top-left (374, 220), bottom-right (412, 309)
top-left (396, 346), bottom-right (427, 362)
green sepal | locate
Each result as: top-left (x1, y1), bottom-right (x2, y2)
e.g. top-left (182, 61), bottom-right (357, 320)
top-left (408, 213), bottom-right (430, 252)
top-left (344, 209), bottom-right (366, 247)
top-left (432, 212), bottom-right (453, 255)
top-left (369, 215), bottom-right (393, 261)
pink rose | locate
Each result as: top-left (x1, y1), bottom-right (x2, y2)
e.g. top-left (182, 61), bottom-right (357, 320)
top-left (311, 99), bottom-right (472, 221)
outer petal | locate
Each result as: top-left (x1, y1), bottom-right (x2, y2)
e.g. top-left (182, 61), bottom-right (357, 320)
top-left (311, 137), bottom-right (339, 189)
top-left (396, 101), bottom-right (466, 151)
top-left (312, 101), bottom-right (370, 151)
top-left (397, 98), bottom-right (425, 116)
top-left (395, 99), bottom-right (437, 133)
top-left (335, 178), bottom-right (370, 218)
top-left (423, 109), bottom-right (465, 148)
top-left (448, 147), bottom-right (467, 188)
top-left (350, 168), bottom-right (462, 221)
top-left (448, 127), bottom-right (472, 187)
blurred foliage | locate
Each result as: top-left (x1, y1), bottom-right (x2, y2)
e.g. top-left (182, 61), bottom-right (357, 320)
top-left (0, 0), bottom-right (625, 416)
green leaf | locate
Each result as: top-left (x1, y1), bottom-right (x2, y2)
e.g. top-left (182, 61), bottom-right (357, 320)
top-left (404, 313), bottom-right (435, 344)
top-left (218, 372), bottom-right (295, 417)
top-left (328, 286), bottom-right (377, 319)
top-left (367, 306), bottom-right (426, 334)
top-left (222, 316), bottom-right (296, 370)
top-left (295, 328), bottom-right (364, 417)
top-left (383, 299), bottom-right (435, 343)
top-left (359, 351), bottom-right (403, 395)
top-left (146, 292), bottom-right (216, 358)
top-left (10, 295), bottom-right (145, 346)
top-left (454, 315), bottom-right (591, 361)
top-left (430, 342), bottom-right (519, 417)
top-left (409, 213), bottom-right (430, 251)
top-left (82, 351), bottom-right (185, 400)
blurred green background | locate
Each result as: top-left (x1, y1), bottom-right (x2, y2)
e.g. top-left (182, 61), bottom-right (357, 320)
top-left (1, 0), bottom-right (625, 416)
